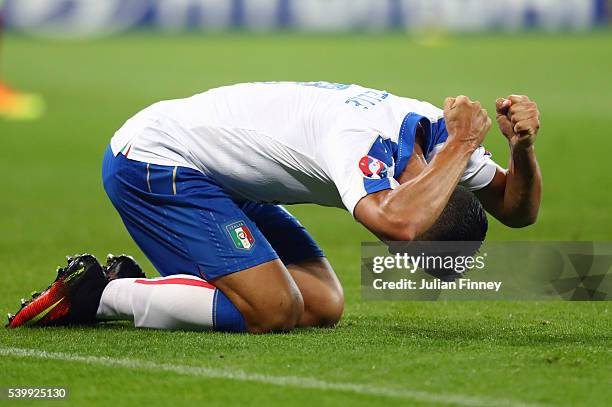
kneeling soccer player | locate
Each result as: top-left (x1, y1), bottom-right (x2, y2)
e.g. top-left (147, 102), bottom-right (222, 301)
top-left (8, 82), bottom-right (541, 333)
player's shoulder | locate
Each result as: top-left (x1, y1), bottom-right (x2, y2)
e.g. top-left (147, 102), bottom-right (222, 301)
top-left (391, 95), bottom-right (444, 121)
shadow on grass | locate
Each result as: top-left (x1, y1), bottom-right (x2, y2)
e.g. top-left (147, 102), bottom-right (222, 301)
top-left (3, 317), bottom-right (609, 349)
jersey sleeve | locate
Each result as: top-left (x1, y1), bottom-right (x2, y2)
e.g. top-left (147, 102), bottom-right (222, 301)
top-left (460, 146), bottom-right (503, 191)
top-left (430, 144), bottom-right (501, 191)
top-left (321, 130), bottom-right (400, 215)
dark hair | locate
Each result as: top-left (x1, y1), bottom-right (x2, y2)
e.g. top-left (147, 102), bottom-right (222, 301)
top-left (410, 186), bottom-right (488, 281)
top-left (418, 186), bottom-right (488, 242)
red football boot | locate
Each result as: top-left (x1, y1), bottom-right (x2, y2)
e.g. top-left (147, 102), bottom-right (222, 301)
top-left (7, 254), bottom-right (107, 328)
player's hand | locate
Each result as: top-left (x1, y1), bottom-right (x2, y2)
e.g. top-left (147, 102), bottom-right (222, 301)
top-left (443, 95), bottom-right (492, 151)
top-left (496, 95), bottom-right (540, 149)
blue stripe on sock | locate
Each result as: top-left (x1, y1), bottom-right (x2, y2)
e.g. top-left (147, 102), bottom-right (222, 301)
top-left (212, 289), bottom-right (247, 333)
top-left (212, 289), bottom-right (218, 329)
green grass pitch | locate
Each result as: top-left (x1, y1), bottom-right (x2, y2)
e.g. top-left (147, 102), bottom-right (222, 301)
top-left (0, 32), bottom-right (611, 406)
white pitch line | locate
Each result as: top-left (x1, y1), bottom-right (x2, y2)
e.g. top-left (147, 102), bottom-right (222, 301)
top-left (1, 347), bottom-right (546, 407)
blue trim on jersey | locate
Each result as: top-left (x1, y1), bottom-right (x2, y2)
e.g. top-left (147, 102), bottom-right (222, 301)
top-left (361, 135), bottom-right (397, 194)
top-left (395, 113), bottom-right (424, 179)
top-left (426, 118), bottom-right (449, 160)
top-left (364, 177), bottom-right (393, 195)
top-left (368, 135), bottom-right (396, 167)
top-left (395, 114), bottom-right (449, 178)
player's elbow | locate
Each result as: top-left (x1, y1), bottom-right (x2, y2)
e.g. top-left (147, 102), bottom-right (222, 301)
top-left (500, 209), bottom-right (539, 228)
top-left (506, 216), bottom-right (538, 228)
top-left (379, 213), bottom-right (424, 241)
top-left (390, 223), bottom-right (422, 241)
top-left (356, 195), bottom-right (427, 242)
top-left (522, 211), bottom-right (538, 227)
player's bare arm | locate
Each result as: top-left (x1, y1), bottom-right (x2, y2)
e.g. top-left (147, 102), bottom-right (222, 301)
top-left (355, 95), bottom-right (492, 241)
top-left (475, 95), bottom-right (542, 228)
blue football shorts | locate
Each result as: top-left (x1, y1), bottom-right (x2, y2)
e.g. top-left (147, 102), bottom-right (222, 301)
top-left (102, 146), bottom-right (324, 281)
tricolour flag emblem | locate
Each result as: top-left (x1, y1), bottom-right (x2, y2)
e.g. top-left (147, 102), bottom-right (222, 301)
top-left (226, 221), bottom-right (255, 250)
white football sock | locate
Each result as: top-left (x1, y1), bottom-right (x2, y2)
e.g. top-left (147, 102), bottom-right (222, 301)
top-left (96, 275), bottom-right (216, 330)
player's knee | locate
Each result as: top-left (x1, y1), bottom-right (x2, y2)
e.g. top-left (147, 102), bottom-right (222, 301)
top-left (309, 285), bottom-right (344, 328)
top-left (247, 288), bottom-right (304, 334)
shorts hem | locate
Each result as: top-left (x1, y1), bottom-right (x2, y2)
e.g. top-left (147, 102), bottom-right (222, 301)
top-left (282, 253), bottom-right (326, 266)
top-left (201, 253), bottom-right (280, 281)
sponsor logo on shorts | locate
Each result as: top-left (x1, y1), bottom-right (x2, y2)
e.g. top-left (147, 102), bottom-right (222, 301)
top-left (226, 221), bottom-right (255, 250)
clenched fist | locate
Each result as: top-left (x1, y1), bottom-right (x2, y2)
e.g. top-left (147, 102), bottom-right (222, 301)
top-left (496, 95), bottom-right (540, 149)
top-left (443, 95), bottom-right (492, 151)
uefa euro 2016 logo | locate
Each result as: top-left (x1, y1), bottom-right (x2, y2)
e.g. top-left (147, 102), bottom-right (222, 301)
top-left (359, 155), bottom-right (388, 179)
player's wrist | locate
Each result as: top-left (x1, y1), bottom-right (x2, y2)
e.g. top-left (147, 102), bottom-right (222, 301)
top-left (444, 137), bottom-right (479, 155)
top-left (510, 142), bottom-right (537, 169)
top-left (509, 138), bottom-right (536, 153)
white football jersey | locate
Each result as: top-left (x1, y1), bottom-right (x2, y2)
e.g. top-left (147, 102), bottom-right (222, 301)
top-left (110, 82), bottom-right (499, 214)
